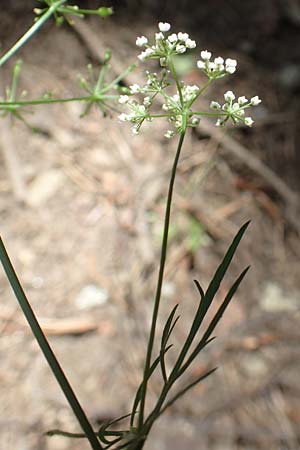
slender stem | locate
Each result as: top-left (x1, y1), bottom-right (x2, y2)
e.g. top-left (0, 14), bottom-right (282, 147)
top-left (193, 111), bottom-right (228, 117)
top-left (137, 130), bottom-right (186, 430)
top-left (168, 57), bottom-right (184, 106)
top-left (0, 238), bottom-right (103, 450)
top-left (9, 61), bottom-right (22, 101)
top-left (0, 95), bottom-right (118, 108)
top-left (101, 64), bottom-right (137, 94)
top-left (0, 0), bottom-right (67, 67)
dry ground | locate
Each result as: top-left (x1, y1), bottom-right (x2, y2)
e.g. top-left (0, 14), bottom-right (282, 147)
top-left (0, 7), bottom-right (300, 450)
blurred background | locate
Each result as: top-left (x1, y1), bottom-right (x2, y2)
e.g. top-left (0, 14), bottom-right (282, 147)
top-left (0, 1), bottom-right (300, 449)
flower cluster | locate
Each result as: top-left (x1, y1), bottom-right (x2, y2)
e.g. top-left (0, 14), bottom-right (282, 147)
top-left (210, 91), bottom-right (261, 127)
top-left (136, 22), bottom-right (196, 66)
top-left (118, 22), bottom-right (262, 137)
top-left (197, 51), bottom-right (237, 79)
top-left (118, 96), bottom-right (152, 135)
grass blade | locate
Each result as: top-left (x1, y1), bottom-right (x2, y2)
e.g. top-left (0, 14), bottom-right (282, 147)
top-left (46, 430), bottom-right (86, 438)
top-left (179, 266), bottom-right (250, 377)
top-left (130, 345), bottom-right (172, 427)
top-left (170, 222), bottom-right (250, 379)
top-left (160, 304), bottom-right (179, 382)
top-left (159, 367), bottom-right (217, 416)
top-left (0, 238), bottom-right (102, 450)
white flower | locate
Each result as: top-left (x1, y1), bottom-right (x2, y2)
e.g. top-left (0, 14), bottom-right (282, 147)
top-left (178, 32), bottom-right (189, 42)
top-left (238, 96), bottom-right (248, 105)
top-left (143, 96), bottom-right (151, 106)
top-left (214, 56), bottom-right (224, 65)
top-left (138, 47), bottom-right (155, 61)
top-left (216, 119), bottom-right (222, 127)
top-left (224, 90), bottom-right (235, 102)
top-left (225, 58), bottom-right (237, 67)
top-left (131, 125), bottom-right (140, 135)
top-left (119, 113), bottom-right (130, 122)
top-left (176, 44), bottom-right (186, 53)
top-left (225, 58), bottom-right (237, 74)
top-left (191, 117), bottom-right (200, 125)
top-left (119, 95), bottom-right (129, 104)
top-left (245, 117), bottom-right (254, 126)
top-left (136, 36), bottom-right (148, 47)
top-left (197, 60), bottom-right (205, 69)
top-left (160, 57), bottom-right (167, 66)
top-left (168, 33), bottom-right (178, 43)
top-left (210, 101), bottom-right (221, 110)
top-left (226, 66), bottom-right (236, 74)
top-left (158, 22), bottom-right (171, 32)
top-left (200, 50), bottom-right (211, 60)
top-left (250, 96), bottom-right (261, 105)
top-left (165, 130), bottom-right (175, 138)
top-left (208, 61), bottom-right (216, 71)
top-left (185, 38), bottom-right (196, 49)
top-left (155, 32), bottom-right (164, 41)
top-left (130, 84), bottom-right (141, 94)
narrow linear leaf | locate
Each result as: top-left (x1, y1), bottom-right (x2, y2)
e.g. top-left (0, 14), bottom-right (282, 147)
top-left (160, 367), bottom-right (217, 416)
top-left (98, 412), bottom-right (132, 444)
top-left (46, 429), bottom-right (86, 438)
top-left (160, 316), bottom-right (179, 383)
top-left (130, 345), bottom-right (172, 426)
top-left (193, 279), bottom-right (204, 300)
top-left (161, 304), bottom-right (179, 348)
top-left (179, 266), bottom-right (250, 377)
top-left (170, 222), bottom-right (250, 379)
top-left (104, 437), bottom-right (123, 449)
top-left (202, 221), bottom-right (250, 315)
top-left (0, 238), bottom-right (102, 450)
top-left (160, 305), bottom-right (180, 382)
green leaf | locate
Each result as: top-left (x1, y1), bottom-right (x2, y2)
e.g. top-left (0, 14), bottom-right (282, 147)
top-left (170, 221), bottom-right (250, 380)
top-left (130, 345), bottom-right (172, 426)
top-left (46, 429), bottom-right (86, 438)
top-left (193, 279), bottom-right (204, 300)
top-left (98, 412), bottom-right (132, 445)
top-left (160, 367), bottom-right (217, 415)
top-left (179, 266), bottom-right (250, 377)
top-left (0, 238), bottom-right (103, 450)
top-left (161, 304), bottom-right (179, 348)
top-left (160, 304), bottom-right (179, 382)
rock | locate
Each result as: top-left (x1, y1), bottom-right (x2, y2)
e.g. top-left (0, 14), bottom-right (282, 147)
top-left (75, 284), bottom-right (108, 310)
top-left (27, 169), bottom-right (65, 207)
top-left (260, 282), bottom-right (299, 312)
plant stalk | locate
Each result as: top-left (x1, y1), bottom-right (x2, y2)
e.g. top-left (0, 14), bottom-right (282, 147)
top-left (0, 0), bottom-right (67, 67)
top-left (137, 130), bottom-right (186, 431)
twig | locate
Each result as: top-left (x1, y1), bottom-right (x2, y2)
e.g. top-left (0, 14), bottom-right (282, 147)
top-left (0, 117), bottom-right (27, 202)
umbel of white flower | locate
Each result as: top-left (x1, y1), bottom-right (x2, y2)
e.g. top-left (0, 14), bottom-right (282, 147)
top-left (211, 91), bottom-right (261, 127)
top-left (118, 22), bottom-right (262, 136)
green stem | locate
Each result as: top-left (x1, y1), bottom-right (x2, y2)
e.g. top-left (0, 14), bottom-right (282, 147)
top-left (137, 130), bottom-right (186, 430)
top-left (0, 0), bottom-right (67, 67)
top-left (168, 57), bottom-right (184, 106)
top-left (0, 238), bottom-right (103, 450)
top-left (186, 78), bottom-right (213, 111)
top-left (0, 95), bottom-right (118, 108)
top-left (101, 64), bottom-right (137, 94)
top-left (193, 111), bottom-right (228, 117)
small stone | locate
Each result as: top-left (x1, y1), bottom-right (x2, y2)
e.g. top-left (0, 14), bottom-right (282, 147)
top-left (27, 169), bottom-right (65, 207)
top-left (260, 282), bottom-right (299, 312)
top-left (75, 284), bottom-right (108, 310)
